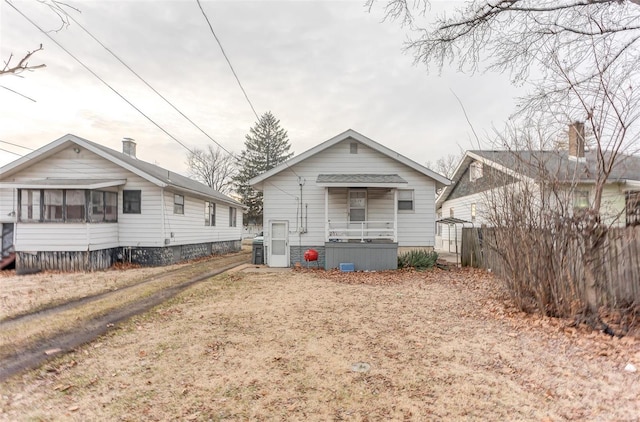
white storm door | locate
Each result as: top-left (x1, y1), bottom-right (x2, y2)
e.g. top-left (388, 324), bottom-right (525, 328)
top-left (269, 221), bottom-right (289, 267)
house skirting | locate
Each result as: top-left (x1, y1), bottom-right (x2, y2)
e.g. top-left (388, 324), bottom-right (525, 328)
top-left (290, 245), bottom-right (326, 268)
top-left (15, 239), bottom-right (241, 273)
top-left (324, 242), bottom-right (398, 271)
top-left (16, 248), bottom-right (118, 273)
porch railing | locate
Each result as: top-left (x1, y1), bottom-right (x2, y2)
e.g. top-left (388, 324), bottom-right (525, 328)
top-left (327, 220), bottom-right (396, 242)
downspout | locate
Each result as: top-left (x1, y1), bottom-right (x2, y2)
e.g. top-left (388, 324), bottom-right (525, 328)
top-left (393, 188), bottom-right (398, 242)
top-left (161, 187), bottom-right (166, 246)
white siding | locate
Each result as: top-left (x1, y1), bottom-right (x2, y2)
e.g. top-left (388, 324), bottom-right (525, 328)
top-left (0, 187), bottom-right (17, 224)
top-left (2, 146), bottom-right (240, 251)
top-left (262, 139), bottom-right (438, 248)
top-left (161, 191), bottom-right (242, 245)
top-left (438, 192), bottom-right (487, 253)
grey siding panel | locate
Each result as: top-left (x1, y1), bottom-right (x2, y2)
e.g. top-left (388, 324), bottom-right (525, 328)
top-left (324, 242), bottom-right (398, 271)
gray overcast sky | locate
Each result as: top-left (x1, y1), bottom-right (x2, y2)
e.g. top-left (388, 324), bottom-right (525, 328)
top-left (0, 0), bottom-right (525, 173)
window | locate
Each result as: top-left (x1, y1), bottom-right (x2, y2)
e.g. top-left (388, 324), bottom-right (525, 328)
top-left (449, 207), bottom-right (454, 218)
top-left (350, 142), bottom-right (358, 154)
top-left (397, 189), bottom-right (414, 211)
top-left (19, 189), bottom-right (41, 221)
top-left (174, 194), bottom-right (184, 214)
top-left (471, 203), bottom-right (477, 223)
top-left (90, 191), bottom-right (118, 223)
top-left (205, 201), bottom-right (216, 226)
top-left (626, 191), bottom-right (640, 227)
top-left (229, 207), bottom-right (237, 227)
top-left (123, 190), bottom-right (141, 214)
top-left (349, 189), bottom-right (366, 222)
top-left (105, 192), bottom-right (118, 221)
top-left (470, 161), bottom-right (483, 182)
top-left (65, 190), bottom-right (86, 221)
top-left (18, 189), bottom-right (117, 223)
top-left (573, 190), bottom-right (590, 213)
top-left (43, 190), bottom-right (63, 221)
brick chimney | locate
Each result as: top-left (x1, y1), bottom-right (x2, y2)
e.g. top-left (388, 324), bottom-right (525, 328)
top-left (568, 122), bottom-right (585, 161)
top-left (122, 137), bottom-right (136, 158)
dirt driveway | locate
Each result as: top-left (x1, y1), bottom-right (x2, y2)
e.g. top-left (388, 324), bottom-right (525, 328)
top-left (1, 267), bottom-right (639, 420)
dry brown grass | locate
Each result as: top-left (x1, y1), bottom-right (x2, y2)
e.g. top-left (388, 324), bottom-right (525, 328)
top-left (1, 267), bottom-right (640, 421)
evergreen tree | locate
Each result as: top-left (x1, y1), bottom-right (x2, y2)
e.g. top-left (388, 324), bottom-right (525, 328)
top-left (235, 111), bottom-right (293, 225)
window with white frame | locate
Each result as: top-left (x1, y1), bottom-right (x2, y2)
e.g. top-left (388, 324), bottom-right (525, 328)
top-left (349, 189), bottom-right (366, 222)
top-left (18, 189), bottom-right (117, 223)
top-left (229, 207), bottom-right (237, 227)
top-left (573, 190), bottom-right (589, 214)
top-left (205, 201), bottom-right (216, 226)
top-left (174, 194), bottom-right (184, 214)
top-left (397, 189), bottom-right (414, 211)
top-left (470, 161), bottom-right (483, 182)
top-left (471, 203), bottom-right (477, 223)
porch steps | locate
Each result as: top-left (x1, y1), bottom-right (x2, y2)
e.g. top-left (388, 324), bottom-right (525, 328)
top-left (0, 253), bottom-right (15, 270)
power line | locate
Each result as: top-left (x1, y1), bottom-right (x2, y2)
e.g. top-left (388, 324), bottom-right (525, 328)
top-left (1, 85), bottom-right (36, 102)
top-left (0, 147), bottom-right (22, 156)
top-left (0, 140), bottom-right (34, 150)
top-left (5, 0), bottom-right (197, 158)
top-left (64, 12), bottom-right (234, 157)
top-left (195, 0), bottom-right (260, 121)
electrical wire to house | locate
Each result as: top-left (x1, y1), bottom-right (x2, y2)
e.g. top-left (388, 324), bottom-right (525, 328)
top-left (62, 11), bottom-right (234, 157)
top-left (5, 0), bottom-right (198, 159)
top-left (195, 0), bottom-right (259, 122)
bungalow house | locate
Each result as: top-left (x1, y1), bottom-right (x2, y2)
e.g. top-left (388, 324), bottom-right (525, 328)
top-left (0, 134), bottom-right (243, 272)
top-left (436, 122), bottom-right (640, 252)
top-left (249, 129), bottom-right (450, 270)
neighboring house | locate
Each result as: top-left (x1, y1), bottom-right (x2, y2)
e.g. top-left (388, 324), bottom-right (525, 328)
top-left (436, 123), bottom-right (640, 252)
top-left (0, 134), bottom-right (243, 272)
top-left (249, 129), bottom-right (450, 270)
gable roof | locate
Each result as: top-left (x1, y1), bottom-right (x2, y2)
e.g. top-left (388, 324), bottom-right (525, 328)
top-left (0, 134), bottom-right (242, 207)
top-left (248, 129), bottom-right (450, 189)
top-left (437, 149), bottom-right (640, 208)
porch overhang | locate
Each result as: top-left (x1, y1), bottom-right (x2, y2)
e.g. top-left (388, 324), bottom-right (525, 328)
top-left (0, 178), bottom-right (127, 190)
top-left (316, 174), bottom-right (407, 188)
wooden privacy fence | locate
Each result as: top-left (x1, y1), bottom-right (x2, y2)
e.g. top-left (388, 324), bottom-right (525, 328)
top-left (462, 226), bottom-right (640, 312)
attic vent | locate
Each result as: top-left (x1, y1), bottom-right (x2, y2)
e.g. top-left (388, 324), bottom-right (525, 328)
top-left (350, 142), bottom-right (358, 154)
top-left (470, 161), bottom-right (483, 182)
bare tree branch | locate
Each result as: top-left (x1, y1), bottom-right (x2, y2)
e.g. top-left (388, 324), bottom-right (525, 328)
top-left (1, 44), bottom-right (46, 76)
top-left (186, 145), bottom-right (237, 195)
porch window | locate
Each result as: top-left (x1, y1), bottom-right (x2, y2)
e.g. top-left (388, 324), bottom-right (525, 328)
top-left (205, 201), bottom-right (216, 226)
top-left (19, 189), bottom-right (41, 222)
top-left (174, 194), bottom-right (184, 214)
top-left (18, 189), bottom-right (117, 223)
top-left (626, 191), bottom-right (640, 226)
top-left (229, 207), bottom-right (237, 227)
top-left (123, 190), bottom-right (141, 214)
top-left (65, 190), bottom-right (86, 221)
top-left (91, 191), bottom-right (118, 223)
top-left (349, 189), bottom-right (366, 222)
top-left (397, 189), bottom-right (414, 211)
top-left (105, 192), bottom-right (118, 221)
top-left (43, 190), bottom-right (63, 221)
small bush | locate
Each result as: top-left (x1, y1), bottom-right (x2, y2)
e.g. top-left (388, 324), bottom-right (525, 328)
top-left (398, 249), bottom-right (438, 270)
